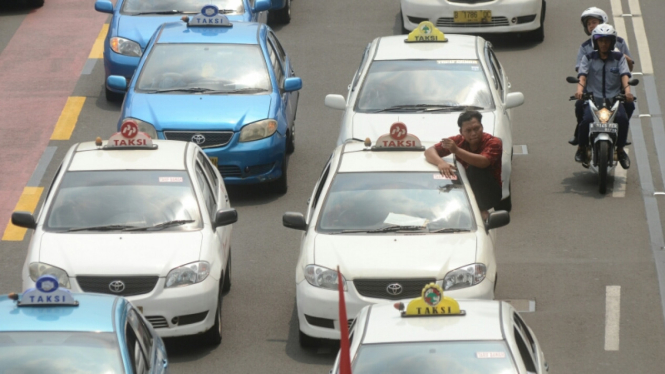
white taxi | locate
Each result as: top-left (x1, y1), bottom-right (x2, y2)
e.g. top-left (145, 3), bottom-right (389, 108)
top-left (11, 122), bottom-right (238, 344)
top-left (400, 0), bottom-right (546, 42)
top-left (325, 23), bottom-right (524, 211)
top-left (332, 284), bottom-right (549, 374)
top-left (282, 124), bottom-right (510, 346)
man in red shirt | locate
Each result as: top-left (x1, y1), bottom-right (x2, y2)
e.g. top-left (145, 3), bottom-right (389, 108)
top-left (424, 110), bottom-right (503, 220)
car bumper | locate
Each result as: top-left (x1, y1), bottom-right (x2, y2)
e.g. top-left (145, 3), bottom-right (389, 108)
top-left (104, 48), bottom-right (140, 91)
top-left (296, 277), bottom-right (494, 340)
top-left (401, 0), bottom-right (543, 33)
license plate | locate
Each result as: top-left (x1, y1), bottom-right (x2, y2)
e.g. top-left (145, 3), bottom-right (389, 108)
top-left (454, 10), bottom-right (492, 23)
top-left (208, 156), bottom-right (218, 165)
top-left (590, 123), bottom-right (618, 133)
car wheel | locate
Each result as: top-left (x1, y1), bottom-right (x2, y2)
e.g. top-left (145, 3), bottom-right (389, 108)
top-left (222, 250), bottom-right (231, 294)
top-left (286, 127), bottom-right (295, 155)
top-left (299, 329), bottom-right (321, 349)
top-left (202, 282), bottom-right (223, 345)
top-left (528, 0), bottom-right (546, 43)
top-left (105, 87), bottom-right (124, 103)
top-left (272, 156), bottom-right (288, 194)
top-left (272, 0), bottom-right (291, 25)
top-left (400, 10), bottom-right (409, 35)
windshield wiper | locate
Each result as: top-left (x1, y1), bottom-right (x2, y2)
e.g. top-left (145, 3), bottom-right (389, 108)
top-left (208, 87), bottom-right (269, 94)
top-left (429, 228), bottom-right (471, 233)
top-left (124, 220), bottom-right (195, 232)
top-left (367, 225), bottom-right (427, 233)
top-left (145, 87), bottom-right (217, 94)
top-left (424, 105), bottom-right (484, 112)
top-left (371, 104), bottom-right (483, 113)
top-left (67, 224), bottom-right (137, 232)
top-left (134, 10), bottom-right (198, 15)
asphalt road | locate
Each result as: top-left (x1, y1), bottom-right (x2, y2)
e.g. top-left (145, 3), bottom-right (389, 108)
top-left (2, 0), bottom-right (665, 372)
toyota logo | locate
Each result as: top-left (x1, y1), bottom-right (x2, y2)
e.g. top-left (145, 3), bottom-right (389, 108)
top-left (386, 283), bottom-right (403, 296)
top-left (109, 280), bottom-right (126, 293)
top-left (191, 134), bottom-right (206, 144)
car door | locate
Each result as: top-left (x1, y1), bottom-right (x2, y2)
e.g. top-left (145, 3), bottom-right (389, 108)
top-left (267, 32), bottom-right (297, 130)
top-left (195, 154), bottom-right (229, 267)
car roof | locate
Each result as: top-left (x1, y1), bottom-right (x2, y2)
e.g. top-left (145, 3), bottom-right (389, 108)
top-left (373, 34), bottom-right (479, 61)
top-left (338, 141), bottom-right (455, 173)
top-left (156, 21), bottom-right (262, 44)
top-left (68, 140), bottom-right (188, 171)
top-left (0, 293), bottom-right (122, 333)
top-left (361, 299), bottom-right (504, 344)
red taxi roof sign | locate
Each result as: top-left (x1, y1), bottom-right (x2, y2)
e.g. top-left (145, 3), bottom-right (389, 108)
top-left (372, 122), bottom-right (424, 151)
top-left (105, 121), bottom-right (157, 149)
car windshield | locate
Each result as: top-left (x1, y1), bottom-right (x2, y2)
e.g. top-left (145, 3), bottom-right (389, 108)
top-left (352, 341), bottom-right (518, 374)
top-left (317, 172), bottom-right (475, 233)
top-left (0, 331), bottom-right (124, 374)
top-left (45, 171), bottom-right (202, 231)
top-left (136, 44), bottom-right (271, 93)
top-left (356, 60), bottom-right (494, 112)
top-left (122, 0), bottom-right (244, 15)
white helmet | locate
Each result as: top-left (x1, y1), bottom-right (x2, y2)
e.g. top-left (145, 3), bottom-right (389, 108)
top-left (592, 24), bottom-right (617, 51)
top-left (581, 7), bottom-right (608, 35)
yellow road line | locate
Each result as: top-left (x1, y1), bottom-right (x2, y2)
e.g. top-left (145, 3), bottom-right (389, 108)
top-left (89, 24), bottom-right (109, 59)
top-left (2, 187), bottom-right (44, 241)
top-left (51, 96), bottom-right (86, 140)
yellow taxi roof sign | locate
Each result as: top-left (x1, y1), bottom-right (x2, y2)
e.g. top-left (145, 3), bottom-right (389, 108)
top-left (401, 283), bottom-right (465, 317)
top-left (406, 21), bottom-right (447, 43)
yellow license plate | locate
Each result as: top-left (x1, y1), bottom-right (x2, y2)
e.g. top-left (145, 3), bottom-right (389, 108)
top-left (208, 156), bottom-right (218, 165)
top-left (454, 10), bottom-right (492, 23)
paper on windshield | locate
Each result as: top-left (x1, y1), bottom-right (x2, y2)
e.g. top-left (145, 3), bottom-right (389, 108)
top-left (383, 213), bottom-right (428, 227)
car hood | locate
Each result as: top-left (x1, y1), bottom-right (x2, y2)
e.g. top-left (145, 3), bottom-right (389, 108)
top-left (38, 232), bottom-right (203, 276)
top-left (314, 233), bottom-right (477, 279)
top-left (126, 93), bottom-right (272, 131)
top-left (351, 112), bottom-right (496, 142)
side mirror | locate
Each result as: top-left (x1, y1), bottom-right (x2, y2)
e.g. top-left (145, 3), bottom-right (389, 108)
top-left (566, 76), bottom-right (579, 84)
top-left (107, 76), bottom-right (128, 92)
top-left (214, 208), bottom-right (238, 228)
top-left (253, 0), bottom-right (271, 13)
top-left (270, 0), bottom-right (287, 10)
top-left (628, 78), bottom-right (640, 86)
top-left (325, 94), bottom-right (346, 110)
top-left (94, 0), bottom-right (114, 14)
top-left (283, 77), bottom-right (302, 92)
top-left (283, 212), bottom-right (307, 231)
top-left (504, 92), bottom-right (524, 109)
top-left (11, 211), bottom-right (36, 230)
top-left (486, 211), bottom-right (510, 230)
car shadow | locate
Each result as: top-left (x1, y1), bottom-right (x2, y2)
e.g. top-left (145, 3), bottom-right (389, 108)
top-left (0, 3), bottom-right (34, 12)
top-left (94, 85), bottom-right (124, 112)
top-left (226, 156), bottom-right (291, 207)
top-left (559, 170), bottom-right (613, 198)
top-left (283, 300), bottom-right (340, 364)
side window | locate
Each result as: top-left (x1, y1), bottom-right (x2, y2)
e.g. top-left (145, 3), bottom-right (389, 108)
top-left (514, 327), bottom-right (537, 373)
top-left (196, 152), bottom-right (220, 199)
top-left (351, 43), bottom-right (371, 91)
top-left (488, 50), bottom-right (504, 98)
top-left (268, 32), bottom-right (287, 64)
top-left (514, 313), bottom-right (537, 356)
top-left (195, 164), bottom-right (217, 220)
top-left (267, 40), bottom-right (285, 87)
top-left (126, 309), bottom-right (150, 374)
top-left (39, 163), bottom-right (63, 218)
top-left (308, 162), bottom-right (331, 221)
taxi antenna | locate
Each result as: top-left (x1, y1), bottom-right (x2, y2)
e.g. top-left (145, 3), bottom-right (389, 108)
top-left (181, 16), bottom-right (190, 23)
top-left (8, 292), bottom-right (18, 301)
top-left (95, 137), bottom-right (103, 147)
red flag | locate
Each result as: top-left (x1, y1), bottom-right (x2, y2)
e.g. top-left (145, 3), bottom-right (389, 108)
top-left (337, 266), bottom-right (352, 374)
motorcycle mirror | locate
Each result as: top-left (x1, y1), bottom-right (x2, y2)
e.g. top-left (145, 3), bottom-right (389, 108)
top-left (628, 79), bottom-right (640, 86)
top-left (566, 76), bottom-right (579, 84)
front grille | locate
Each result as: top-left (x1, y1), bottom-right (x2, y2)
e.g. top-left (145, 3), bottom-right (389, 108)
top-left (146, 316), bottom-right (168, 329)
top-left (436, 17), bottom-right (509, 28)
top-left (163, 131), bottom-right (234, 148)
top-left (354, 278), bottom-right (436, 300)
top-left (77, 276), bottom-right (158, 297)
top-left (447, 0), bottom-right (493, 3)
top-left (218, 165), bottom-right (242, 178)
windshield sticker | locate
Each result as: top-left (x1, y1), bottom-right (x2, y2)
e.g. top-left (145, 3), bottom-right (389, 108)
top-left (433, 173), bottom-right (458, 180)
top-left (471, 65), bottom-right (480, 71)
top-left (476, 352), bottom-right (506, 359)
top-left (437, 60), bottom-right (479, 64)
top-left (159, 177), bottom-right (184, 183)
top-left (383, 213), bottom-right (428, 227)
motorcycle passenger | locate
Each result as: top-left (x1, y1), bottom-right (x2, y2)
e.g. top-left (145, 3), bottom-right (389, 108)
top-left (570, 7), bottom-right (635, 145)
top-left (575, 24), bottom-right (634, 169)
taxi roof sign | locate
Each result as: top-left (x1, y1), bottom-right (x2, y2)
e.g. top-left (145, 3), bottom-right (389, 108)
top-left (372, 122), bottom-right (424, 151)
top-left (104, 121), bottom-right (157, 150)
top-left (400, 283), bottom-right (465, 317)
top-left (406, 21), bottom-right (447, 43)
top-left (19, 275), bottom-right (78, 307)
top-left (186, 5), bottom-right (233, 27)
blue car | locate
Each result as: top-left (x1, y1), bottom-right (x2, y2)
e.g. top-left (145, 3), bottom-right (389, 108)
top-left (95, 0), bottom-right (281, 102)
top-left (0, 275), bottom-right (169, 373)
top-left (109, 8), bottom-right (302, 193)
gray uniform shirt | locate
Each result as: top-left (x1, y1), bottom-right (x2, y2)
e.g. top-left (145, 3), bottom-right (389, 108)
top-left (577, 51), bottom-right (631, 100)
top-left (575, 37), bottom-right (632, 71)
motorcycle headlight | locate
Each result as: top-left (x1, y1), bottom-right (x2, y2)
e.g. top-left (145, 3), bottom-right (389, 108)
top-left (165, 261), bottom-right (210, 288)
top-left (304, 265), bottom-right (347, 291)
top-left (443, 263), bottom-right (486, 291)
top-left (120, 118), bottom-right (157, 139)
top-left (29, 262), bottom-right (70, 289)
top-left (239, 119), bottom-right (278, 142)
top-left (596, 108), bottom-right (611, 124)
top-left (110, 37), bottom-right (142, 57)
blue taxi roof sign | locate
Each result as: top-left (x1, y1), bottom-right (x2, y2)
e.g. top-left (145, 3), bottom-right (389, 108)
top-left (104, 121), bottom-right (157, 150)
top-left (19, 275), bottom-right (78, 307)
top-left (372, 122), bottom-right (424, 151)
top-left (186, 5), bottom-right (233, 27)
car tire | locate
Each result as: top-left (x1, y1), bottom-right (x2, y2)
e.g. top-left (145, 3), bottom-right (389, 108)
top-left (105, 87), bottom-right (124, 103)
top-left (203, 282), bottom-right (223, 345)
top-left (286, 127), bottom-right (295, 155)
top-left (222, 250), bottom-right (231, 294)
top-left (273, 156), bottom-right (288, 194)
top-left (299, 329), bottom-right (321, 349)
top-left (494, 183), bottom-right (512, 212)
top-left (272, 0), bottom-right (291, 25)
top-left (528, 0), bottom-right (546, 43)
top-left (25, 0), bottom-right (44, 7)
top-left (400, 10), bottom-right (409, 35)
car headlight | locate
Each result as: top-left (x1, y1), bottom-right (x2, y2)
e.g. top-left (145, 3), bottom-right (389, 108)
top-left (29, 262), bottom-right (70, 289)
top-left (120, 118), bottom-right (157, 139)
top-left (110, 37), bottom-right (142, 57)
top-left (165, 261), bottom-right (210, 288)
top-left (443, 263), bottom-right (486, 291)
top-left (596, 108), bottom-right (611, 124)
top-left (239, 119), bottom-right (278, 142)
top-left (304, 265), bottom-right (347, 291)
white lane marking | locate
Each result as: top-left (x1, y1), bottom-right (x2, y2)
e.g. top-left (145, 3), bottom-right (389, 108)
top-left (610, 0), bottom-right (629, 48)
top-left (612, 149), bottom-right (629, 198)
top-left (605, 286), bottom-right (621, 351)
top-left (512, 145), bottom-right (528, 155)
top-left (628, 0), bottom-right (654, 75)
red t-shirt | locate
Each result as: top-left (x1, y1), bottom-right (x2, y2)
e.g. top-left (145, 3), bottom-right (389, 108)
top-left (434, 133), bottom-right (503, 186)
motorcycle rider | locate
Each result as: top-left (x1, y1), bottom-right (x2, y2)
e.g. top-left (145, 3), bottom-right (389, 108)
top-left (570, 7), bottom-right (634, 145)
top-left (575, 24), bottom-right (634, 169)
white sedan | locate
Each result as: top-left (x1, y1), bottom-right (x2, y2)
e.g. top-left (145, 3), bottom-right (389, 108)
top-left (325, 26), bottom-right (524, 210)
top-left (332, 286), bottom-right (549, 374)
top-left (11, 125), bottom-right (238, 344)
top-left (400, 0), bottom-right (546, 42)
top-left (282, 125), bottom-right (510, 346)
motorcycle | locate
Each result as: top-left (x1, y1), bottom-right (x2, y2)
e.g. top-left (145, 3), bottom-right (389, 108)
top-left (566, 76), bottom-right (639, 194)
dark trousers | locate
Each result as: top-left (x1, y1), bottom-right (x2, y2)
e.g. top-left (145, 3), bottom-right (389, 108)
top-left (574, 99), bottom-right (635, 137)
top-left (466, 166), bottom-right (502, 211)
top-left (578, 104), bottom-right (629, 147)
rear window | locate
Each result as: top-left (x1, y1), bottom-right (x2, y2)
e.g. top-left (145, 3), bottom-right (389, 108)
top-left (122, 0), bottom-right (244, 15)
